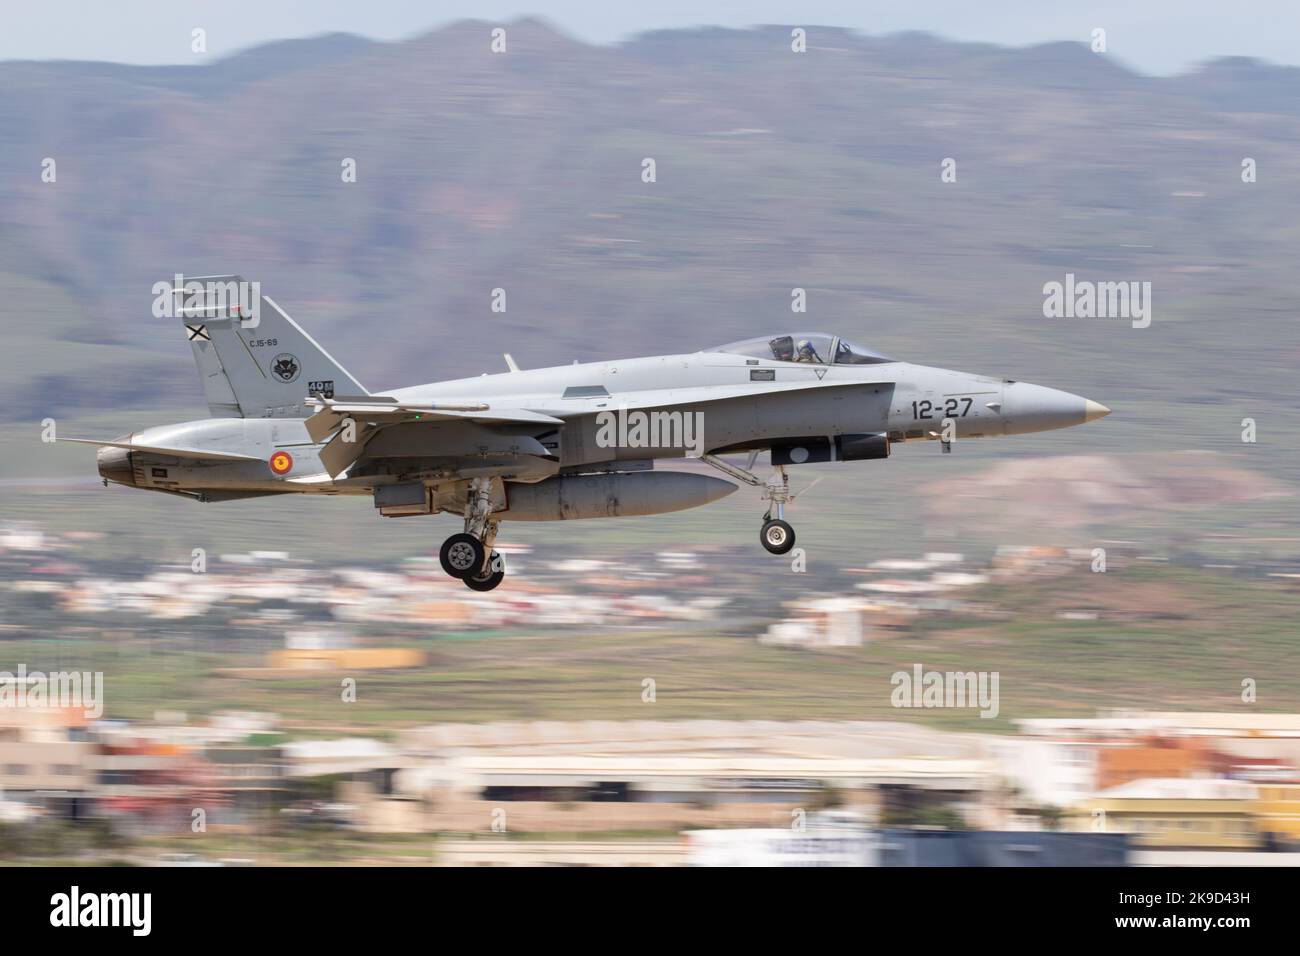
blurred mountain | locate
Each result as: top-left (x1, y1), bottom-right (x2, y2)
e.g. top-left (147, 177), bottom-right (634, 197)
top-left (2, 17), bottom-right (1299, 468)
top-left (924, 451), bottom-right (1291, 537)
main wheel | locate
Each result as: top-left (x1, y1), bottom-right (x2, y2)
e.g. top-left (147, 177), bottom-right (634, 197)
top-left (440, 533), bottom-right (486, 579)
top-left (760, 519), bottom-right (795, 555)
top-left (463, 550), bottom-right (505, 592)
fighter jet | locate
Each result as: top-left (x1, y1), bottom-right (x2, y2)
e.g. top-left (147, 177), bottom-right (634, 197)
top-left (69, 275), bottom-right (1109, 591)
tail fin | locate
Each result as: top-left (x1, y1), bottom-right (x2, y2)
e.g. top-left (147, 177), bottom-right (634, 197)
top-left (172, 275), bottom-right (368, 418)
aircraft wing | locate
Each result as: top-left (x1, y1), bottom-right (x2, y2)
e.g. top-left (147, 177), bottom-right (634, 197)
top-left (304, 397), bottom-right (563, 477)
top-left (303, 396), bottom-right (563, 443)
top-left (307, 379), bottom-right (895, 477)
top-left (59, 437), bottom-right (263, 463)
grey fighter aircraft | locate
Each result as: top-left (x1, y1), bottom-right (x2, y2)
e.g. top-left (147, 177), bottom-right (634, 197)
top-left (70, 276), bottom-right (1109, 591)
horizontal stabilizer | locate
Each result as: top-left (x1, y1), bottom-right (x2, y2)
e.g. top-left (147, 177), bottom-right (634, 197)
top-left (59, 437), bottom-right (262, 463)
top-left (318, 422), bottom-right (381, 477)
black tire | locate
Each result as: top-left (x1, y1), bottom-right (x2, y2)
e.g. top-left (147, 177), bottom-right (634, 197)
top-left (760, 519), bottom-right (795, 555)
top-left (440, 533), bottom-right (486, 579)
top-left (463, 550), bottom-right (505, 592)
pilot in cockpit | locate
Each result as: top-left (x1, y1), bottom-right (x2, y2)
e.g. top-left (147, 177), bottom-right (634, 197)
top-left (767, 334), bottom-right (825, 363)
top-left (795, 338), bottom-right (823, 363)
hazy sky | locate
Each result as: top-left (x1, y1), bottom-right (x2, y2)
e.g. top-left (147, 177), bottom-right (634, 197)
top-left (3, 1), bottom-right (1293, 76)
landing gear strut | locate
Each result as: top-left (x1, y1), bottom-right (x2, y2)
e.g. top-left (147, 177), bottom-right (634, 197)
top-left (438, 478), bottom-right (507, 591)
top-left (701, 454), bottom-right (798, 555)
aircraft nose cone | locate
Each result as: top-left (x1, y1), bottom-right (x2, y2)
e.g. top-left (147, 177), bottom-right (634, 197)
top-left (1084, 400), bottom-right (1111, 422)
top-left (96, 445), bottom-right (136, 487)
top-left (1001, 382), bottom-right (1106, 434)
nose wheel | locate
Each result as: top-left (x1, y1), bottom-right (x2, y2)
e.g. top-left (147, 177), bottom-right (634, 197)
top-left (760, 518), bottom-right (795, 554)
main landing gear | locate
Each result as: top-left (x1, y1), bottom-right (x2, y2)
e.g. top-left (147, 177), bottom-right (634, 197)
top-left (701, 454), bottom-right (799, 555)
top-left (438, 478), bottom-right (506, 591)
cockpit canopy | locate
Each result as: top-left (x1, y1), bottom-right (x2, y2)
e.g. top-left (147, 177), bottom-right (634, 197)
top-left (711, 333), bottom-right (894, 365)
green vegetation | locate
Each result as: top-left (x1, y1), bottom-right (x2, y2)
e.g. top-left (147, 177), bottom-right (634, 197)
top-left (8, 564), bottom-right (1299, 733)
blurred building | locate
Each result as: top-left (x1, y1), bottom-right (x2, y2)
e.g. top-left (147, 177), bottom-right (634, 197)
top-left (686, 812), bottom-right (873, 866)
top-left (436, 838), bottom-right (687, 867)
top-left (0, 707), bottom-right (95, 819)
top-left (761, 597), bottom-right (872, 648)
top-left (389, 720), bottom-right (1000, 834)
top-left (266, 647), bottom-right (426, 670)
top-left (873, 829), bottom-right (1129, 867)
top-left (1068, 778), bottom-right (1261, 850)
top-left (1253, 784), bottom-right (1300, 845)
top-left (1009, 712), bottom-right (1300, 807)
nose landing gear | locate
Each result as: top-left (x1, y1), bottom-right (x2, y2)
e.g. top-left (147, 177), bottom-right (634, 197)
top-left (700, 454), bottom-right (800, 555)
top-left (758, 466), bottom-right (796, 555)
top-left (438, 478), bottom-right (507, 591)
top-left (760, 517), bottom-right (795, 555)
